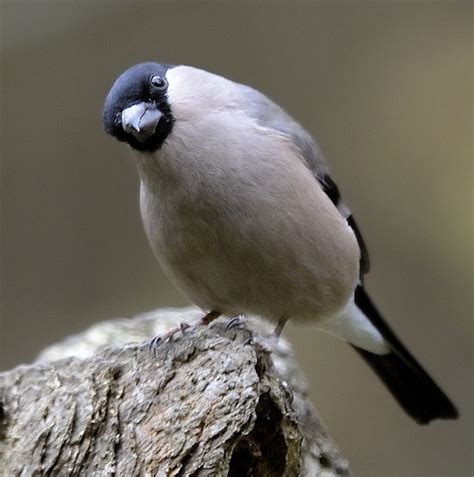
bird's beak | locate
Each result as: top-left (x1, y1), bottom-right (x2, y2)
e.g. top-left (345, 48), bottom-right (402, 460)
top-left (121, 102), bottom-right (163, 142)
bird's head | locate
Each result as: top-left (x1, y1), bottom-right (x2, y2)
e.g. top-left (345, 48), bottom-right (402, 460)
top-left (102, 62), bottom-right (176, 152)
top-left (103, 62), bottom-right (241, 153)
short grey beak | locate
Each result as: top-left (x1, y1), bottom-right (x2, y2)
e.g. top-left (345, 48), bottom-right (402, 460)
top-left (121, 102), bottom-right (163, 142)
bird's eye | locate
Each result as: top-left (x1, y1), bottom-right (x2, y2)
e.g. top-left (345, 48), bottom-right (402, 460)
top-left (150, 75), bottom-right (166, 89)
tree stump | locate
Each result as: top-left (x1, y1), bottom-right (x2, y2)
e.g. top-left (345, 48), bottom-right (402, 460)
top-left (0, 308), bottom-right (351, 476)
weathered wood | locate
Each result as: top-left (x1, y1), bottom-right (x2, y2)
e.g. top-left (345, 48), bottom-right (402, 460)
top-left (0, 308), bottom-right (350, 476)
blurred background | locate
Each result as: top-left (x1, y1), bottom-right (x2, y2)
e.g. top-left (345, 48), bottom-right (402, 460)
top-left (1, 1), bottom-right (471, 476)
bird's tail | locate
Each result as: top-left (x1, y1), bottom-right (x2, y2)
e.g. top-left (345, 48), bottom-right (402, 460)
top-left (351, 286), bottom-right (458, 424)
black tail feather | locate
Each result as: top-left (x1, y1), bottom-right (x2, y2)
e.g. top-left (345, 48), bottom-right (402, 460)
top-left (353, 286), bottom-right (458, 424)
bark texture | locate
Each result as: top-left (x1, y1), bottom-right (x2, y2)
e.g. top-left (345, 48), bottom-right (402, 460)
top-left (0, 308), bottom-right (350, 476)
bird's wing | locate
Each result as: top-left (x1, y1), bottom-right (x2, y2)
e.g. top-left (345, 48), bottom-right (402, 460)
top-left (240, 84), bottom-right (370, 275)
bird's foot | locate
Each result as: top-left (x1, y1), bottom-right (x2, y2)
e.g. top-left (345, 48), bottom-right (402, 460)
top-left (225, 314), bottom-right (246, 331)
top-left (148, 325), bottom-right (185, 350)
top-left (148, 310), bottom-right (221, 351)
top-left (244, 316), bottom-right (288, 353)
top-left (244, 335), bottom-right (277, 353)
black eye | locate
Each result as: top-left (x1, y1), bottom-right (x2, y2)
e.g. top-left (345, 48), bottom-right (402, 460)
top-left (150, 75), bottom-right (166, 89)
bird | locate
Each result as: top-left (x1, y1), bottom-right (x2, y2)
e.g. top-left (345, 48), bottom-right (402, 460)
top-left (103, 62), bottom-right (458, 424)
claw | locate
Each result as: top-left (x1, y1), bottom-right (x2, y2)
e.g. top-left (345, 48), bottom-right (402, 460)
top-left (243, 336), bottom-right (254, 346)
top-left (243, 333), bottom-right (281, 353)
top-left (226, 314), bottom-right (246, 331)
top-left (149, 335), bottom-right (163, 351)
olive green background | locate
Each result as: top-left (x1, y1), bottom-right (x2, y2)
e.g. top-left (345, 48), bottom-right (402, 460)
top-left (1, 1), bottom-right (472, 476)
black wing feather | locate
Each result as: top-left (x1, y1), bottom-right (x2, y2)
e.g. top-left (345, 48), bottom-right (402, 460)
top-left (318, 174), bottom-right (370, 275)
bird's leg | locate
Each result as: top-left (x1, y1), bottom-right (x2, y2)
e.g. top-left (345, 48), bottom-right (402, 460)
top-left (149, 310), bottom-right (221, 349)
top-left (198, 310), bottom-right (221, 326)
top-left (272, 316), bottom-right (288, 344)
